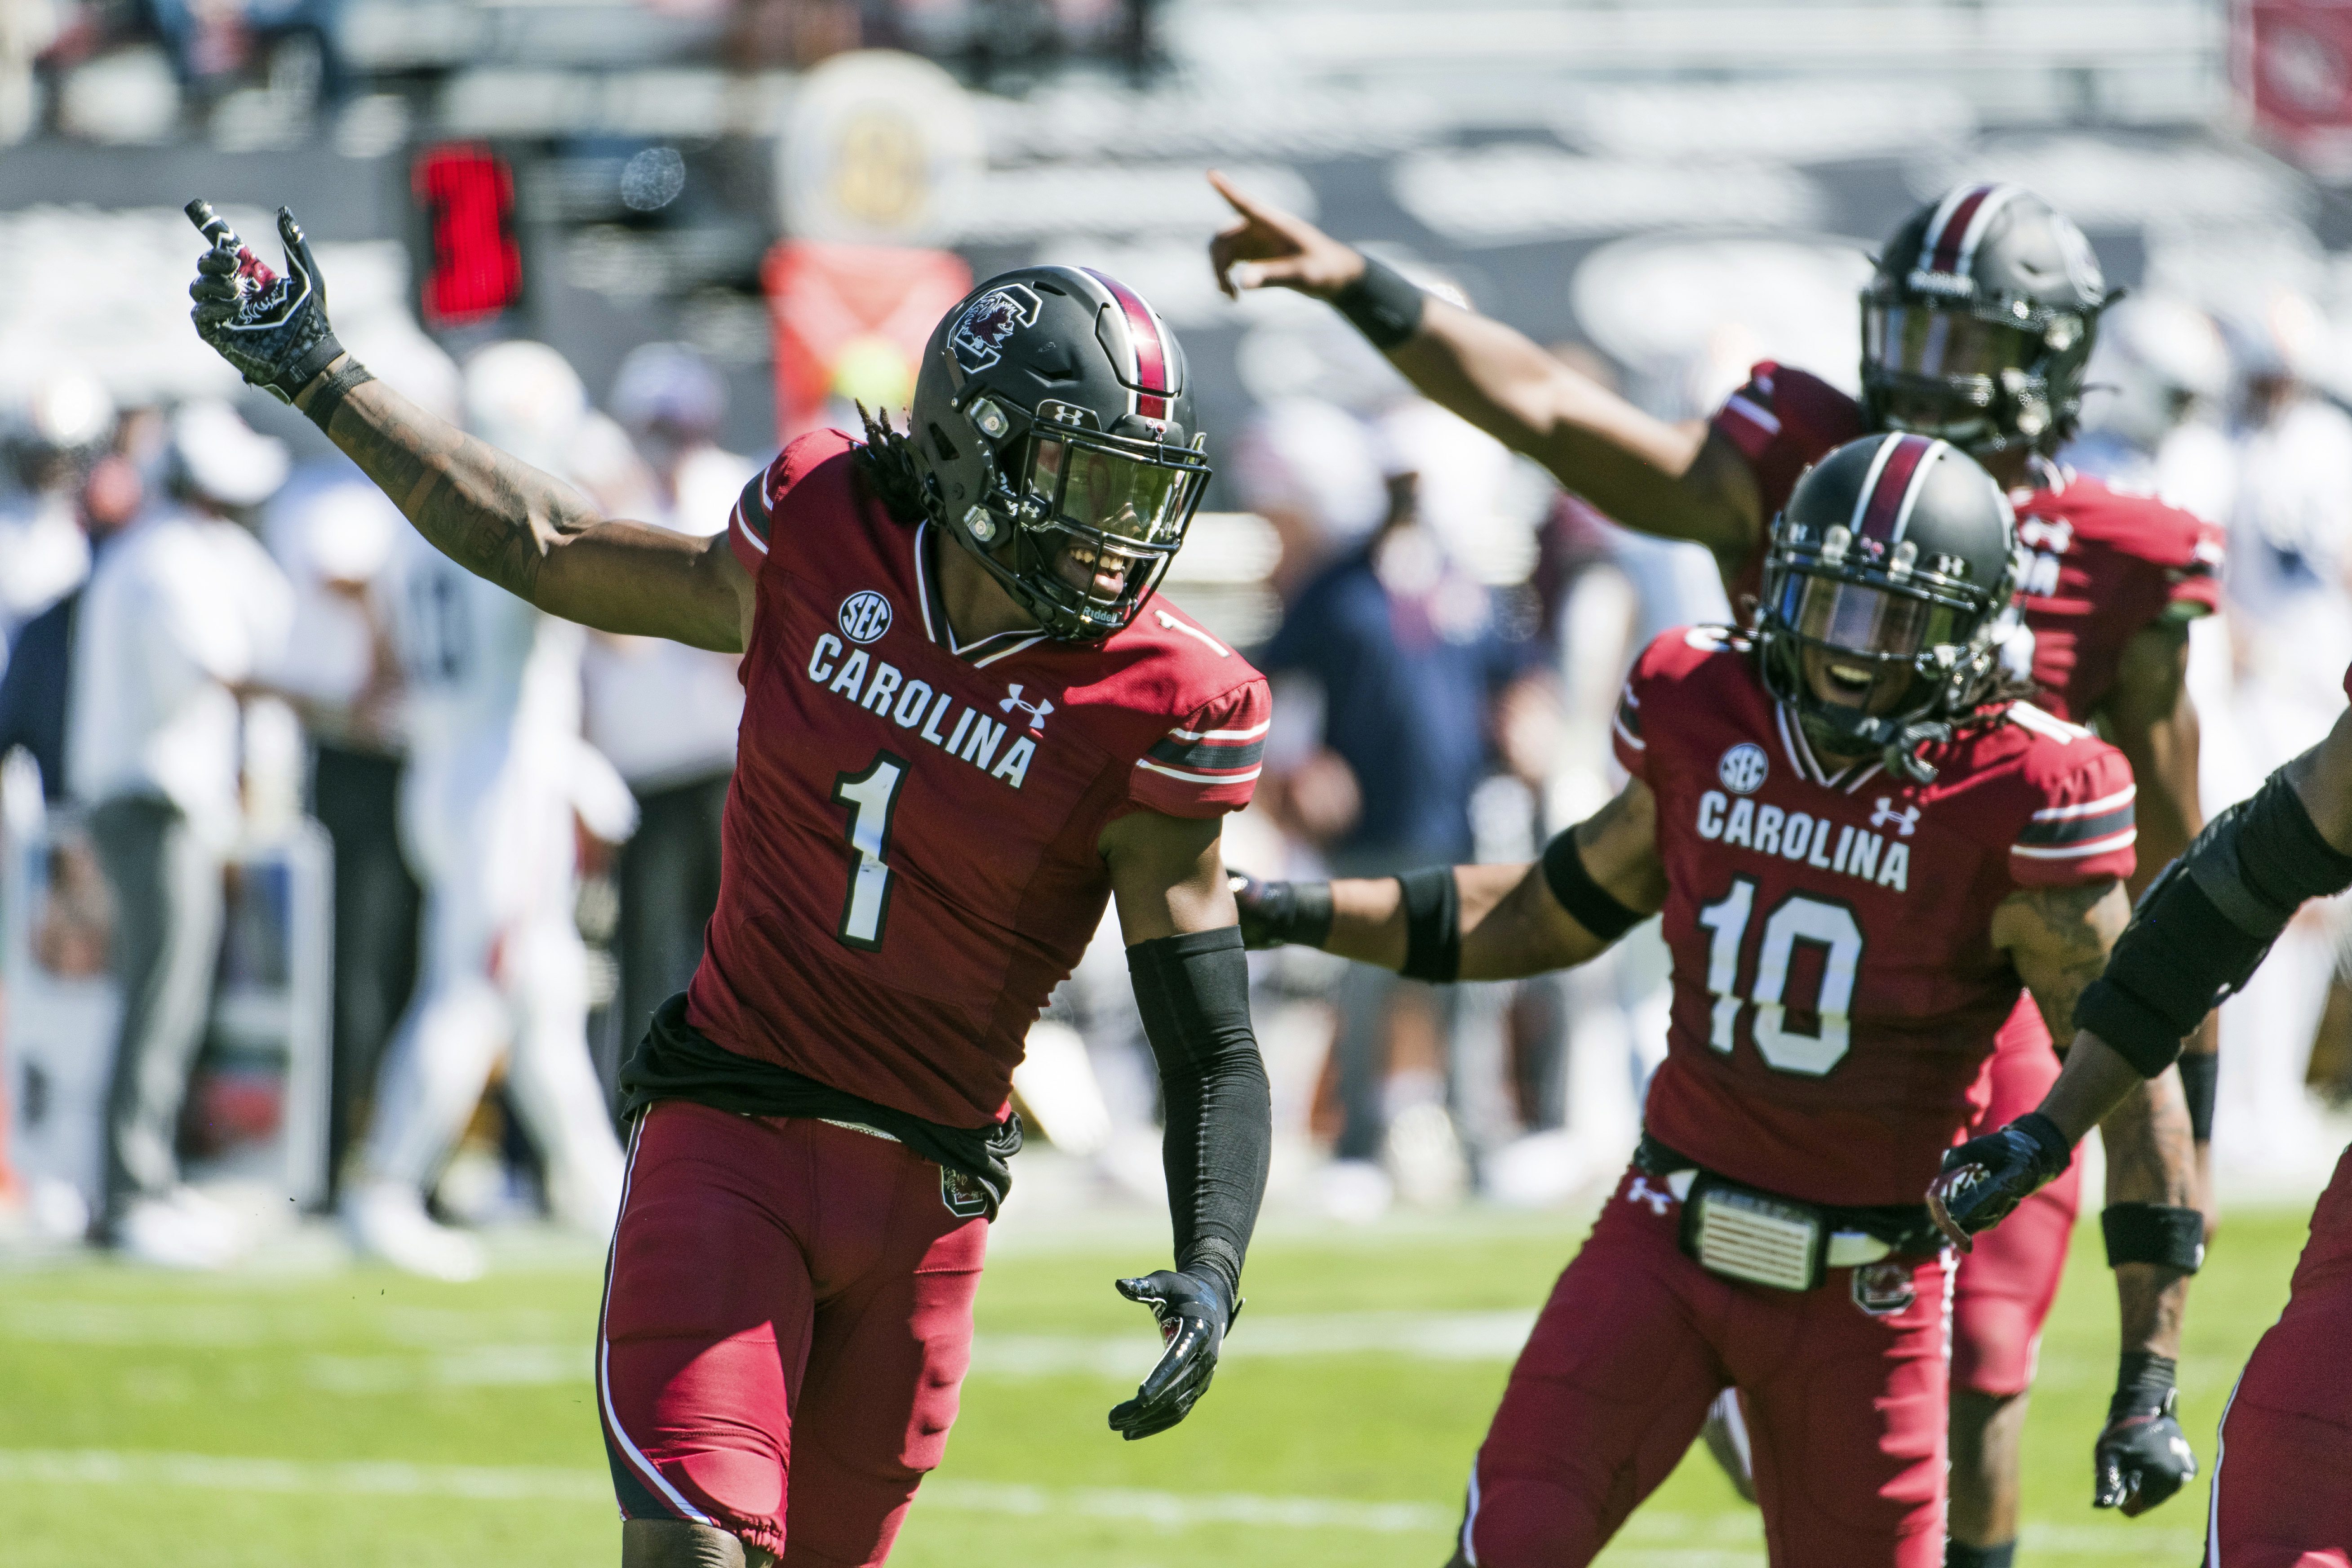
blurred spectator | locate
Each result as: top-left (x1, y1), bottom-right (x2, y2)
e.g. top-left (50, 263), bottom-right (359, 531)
top-left (1255, 405), bottom-right (1548, 1207)
top-left (583, 343), bottom-right (755, 1069)
top-left (1227, 396), bottom-right (1386, 603)
top-left (263, 465), bottom-right (416, 1199)
top-left (346, 341), bottom-right (634, 1282)
top-left (67, 398), bottom-right (290, 1267)
top-left (0, 445), bottom-right (142, 802)
top-left (0, 371), bottom-right (112, 662)
top-left (2066, 293), bottom-right (2236, 522)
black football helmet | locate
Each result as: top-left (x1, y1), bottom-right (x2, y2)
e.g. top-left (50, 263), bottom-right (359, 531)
top-left (900, 266), bottom-right (1210, 643)
top-left (1861, 185), bottom-right (2113, 458)
top-left (1758, 433), bottom-right (2017, 782)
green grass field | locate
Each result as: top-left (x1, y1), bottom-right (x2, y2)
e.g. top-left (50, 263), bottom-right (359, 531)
top-left (0, 1199), bottom-right (2311, 1567)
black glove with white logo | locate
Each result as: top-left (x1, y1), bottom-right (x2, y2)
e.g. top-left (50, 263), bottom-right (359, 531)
top-left (1108, 1269), bottom-right (1236, 1440)
top-left (185, 200), bottom-right (346, 404)
top-left (1227, 869), bottom-right (1331, 951)
top-left (2094, 1353), bottom-right (2196, 1515)
top-left (1926, 1111), bottom-right (2073, 1250)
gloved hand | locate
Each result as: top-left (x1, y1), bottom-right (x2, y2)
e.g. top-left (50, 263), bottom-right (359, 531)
top-left (1926, 1111), bottom-right (2072, 1250)
top-left (2093, 1354), bottom-right (2196, 1515)
top-left (1107, 1269), bottom-right (1236, 1440)
top-left (185, 200), bottom-right (346, 403)
top-left (1227, 869), bottom-right (1331, 951)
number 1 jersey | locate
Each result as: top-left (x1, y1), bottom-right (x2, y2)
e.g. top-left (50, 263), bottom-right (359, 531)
top-left (1613, 628), bottom-right (2138, 1206)
top-left (684, 430), bottom-right (1269, 1127)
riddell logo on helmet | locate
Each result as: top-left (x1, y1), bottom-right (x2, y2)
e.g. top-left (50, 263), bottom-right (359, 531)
top-left (949, 284), bottom-right (1044, 373)
top-left (1904, 268), bottom-right (1976, 298)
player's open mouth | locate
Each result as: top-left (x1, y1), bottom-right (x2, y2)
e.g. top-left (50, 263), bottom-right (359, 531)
top-left (1059, 542), bottom-right (1129, 598)
top-left (1826, 662), bottom-right (1874, 695)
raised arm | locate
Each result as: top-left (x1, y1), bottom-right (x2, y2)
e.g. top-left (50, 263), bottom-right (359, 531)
top-left (1233, 776), bottom-right (1666, 982)
top-left (185, 202), bottom-right (752, 654)
top-left (1097, 808), bottom-right (1271, 1441)
top-left (1205, 172), bottom-right (1760, 567)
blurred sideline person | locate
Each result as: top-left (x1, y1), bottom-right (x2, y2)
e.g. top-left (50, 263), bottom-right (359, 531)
top-left (68, 400), bottom-right (293, 1268)
top-left (583, 344), bottom-right (757, 1061)
top-left (343, 341), bottom-right (636, 1281)
top-left (189, 211), bottom-right (1274, 1568)
top-left (1212, 173), bottom-right (2222, 1559)
top-left (1929, 670), bottom-right (2352, 1564)
top-left (2063, 294), bottom-right (2235, 524)
top-left (1237, 435), bottom-right (2200, 1565)
top-left (0, 373), bottom-right (113, 662)
top-left (1256, 410), bottom-right (1547, 1206)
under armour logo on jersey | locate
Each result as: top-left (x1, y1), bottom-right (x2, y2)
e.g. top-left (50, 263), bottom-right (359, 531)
top-left (1000, 683), bottom-right (1054, 734)
top-left (1870, 798), bottom-right (1922, 837)
top-left (1626, 1177), bottom-right (1675, 1217)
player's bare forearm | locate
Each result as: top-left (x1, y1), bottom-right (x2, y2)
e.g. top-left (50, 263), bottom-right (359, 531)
top-left (1995, 878), bottom-right (2131, 1043)
top-left (2097, 1068), bottom-right (2196, 1359)
top-left (1320, 779), bottom-right (1663, 979)
top-left (1390, 304), bottom-right (1755, 562)
top-left (2102, 623), bottom-right (2201, 903)
top-left (299, 358), bottom-right (749, 652)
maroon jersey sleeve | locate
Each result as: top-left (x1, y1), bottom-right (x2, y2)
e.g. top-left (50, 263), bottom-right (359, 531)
top-left (2003, 711), bottom-right (2139, 889)
top-left (2165, 511), bottom-right (2226, 618)
top-left (729, 429), bottom-right (851, 578)
top-left (1707, 361), bottom-right (1868, 519)
top-left (1128, 677), bottom-right (1270, 818)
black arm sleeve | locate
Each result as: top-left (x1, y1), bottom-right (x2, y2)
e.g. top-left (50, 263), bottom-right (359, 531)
top-left (2077, 770), bottom-right (2352, 1076)
top-left (1126, 927), bottom-right (1274, 1314)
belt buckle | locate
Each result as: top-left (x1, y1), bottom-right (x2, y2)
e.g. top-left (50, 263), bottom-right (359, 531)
top-left (1684, 1178), bottom-right (1826, 1292)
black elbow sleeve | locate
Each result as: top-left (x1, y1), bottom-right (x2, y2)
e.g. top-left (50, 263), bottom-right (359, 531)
top-left (2077, 771), bottom-right (2352, 1077)
top-left (1127, 928), bottom-right (1272, 1309)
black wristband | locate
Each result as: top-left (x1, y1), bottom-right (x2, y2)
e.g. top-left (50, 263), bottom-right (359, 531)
top-left (1331, 256), bottom-right (1426, 351)
top-left (2102, 1203), bottom-right (2206, 1272)
top-left (2110, 1350), bottom-right (2178, 1418)
top-left (1540, 829), bottom-right (1643, 941)
top-left (2013, 1111), bottom-right (2074, 1180)
top-left (303, 357), bottom-right (373, 433)
top-left (2177, 1051), bottom-right (2218, 1143)
top-left (1397, 866), bottom-right (1461, 983)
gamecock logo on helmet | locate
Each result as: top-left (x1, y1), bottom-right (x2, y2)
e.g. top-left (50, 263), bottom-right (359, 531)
top-left (949, 284), bottom-right (1044, 373)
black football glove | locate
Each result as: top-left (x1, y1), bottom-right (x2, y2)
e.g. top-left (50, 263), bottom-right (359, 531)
top-left (185, 200), bottom-right (346, 403)
top-left (2093, 1354), bottom-right (2196, 1515)
top-left (1227, 869), bottom-right (1331, 951)
top-left (1107, 1269), bottom-right (1236, 1440)
top-left (1926, 1111), bottom-right (2072, 1251)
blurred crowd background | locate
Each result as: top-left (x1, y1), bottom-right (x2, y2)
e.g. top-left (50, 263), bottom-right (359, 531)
top-left (8, 0), bottom-right (2352, 1270)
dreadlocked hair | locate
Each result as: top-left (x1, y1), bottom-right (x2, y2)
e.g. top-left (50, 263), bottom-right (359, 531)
top-left (1952, 662), bottom-right (2043, 738)
top-left (853, 402), bottom-right (932, 526)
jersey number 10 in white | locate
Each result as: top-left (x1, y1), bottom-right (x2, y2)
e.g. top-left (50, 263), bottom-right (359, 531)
top-left (833, 753), bottom-right (908, 951)
top-left (1695, 875), bottom-right (1864, 1075)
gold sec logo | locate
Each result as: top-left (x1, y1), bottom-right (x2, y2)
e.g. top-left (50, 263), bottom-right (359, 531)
top-left (839, 591), bottom-right (892, 644)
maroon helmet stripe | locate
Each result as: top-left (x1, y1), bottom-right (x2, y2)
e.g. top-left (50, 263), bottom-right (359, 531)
top-left (1926, 184), bottom-right (1994, 276)
top-left (1857, 435), bottom-right (1935, 542)
top-left (1085, 268), bottom-right (1170, 418)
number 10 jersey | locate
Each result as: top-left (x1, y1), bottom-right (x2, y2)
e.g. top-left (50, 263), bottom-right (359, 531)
top-left (683, 430), bottom-right (1269, 1128)
top-left (1613, 627), bottom-right (2138, 1207)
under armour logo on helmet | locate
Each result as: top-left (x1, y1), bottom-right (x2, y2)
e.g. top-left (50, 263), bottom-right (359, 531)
top-left (1870, 797), bottom-right (1922, 837)
top-left (1000, 683), bottom-right (1054, 734)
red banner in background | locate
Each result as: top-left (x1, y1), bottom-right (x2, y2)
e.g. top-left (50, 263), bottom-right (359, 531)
top-left (762, 241), bottom-right (972, 445)
top-left (2237, 0), bottom-right (2352, 172)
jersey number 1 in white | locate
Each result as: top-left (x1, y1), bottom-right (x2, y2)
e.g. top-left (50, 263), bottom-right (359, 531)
top-left (833, 753), bottom-right (908, 951)
top-left (1696, 876), bottom-right (1864, 1075)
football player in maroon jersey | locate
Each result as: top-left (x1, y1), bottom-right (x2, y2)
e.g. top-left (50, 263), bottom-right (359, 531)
top-left (1210, 173), bottom-right (2220, 1559)
top-left (1236, 433), bottom-right (2198, 1565)
top-left (188, 205), bottom-right (1274, 1568)
top-left (1932, 666), bottom-right (2352, 1565)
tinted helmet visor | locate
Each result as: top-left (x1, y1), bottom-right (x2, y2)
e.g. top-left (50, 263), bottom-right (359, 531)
top-left (1772, 570), bottom-right (1964, 717)
top-left (1012, 427), bottom-right (1207, 636)
top-left (1863, 302), bottom-right (2036, 383)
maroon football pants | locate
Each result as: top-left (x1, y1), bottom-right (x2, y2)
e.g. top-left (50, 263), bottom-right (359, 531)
top-left (596, 1101), bottom-right (987, 1564)
top-left (2205, 1145), bottom-right (2352, 1566)
top-left (1952, 997), bottom-right (2082, 1399)
top-left (1462, 1166), bottom-right (1952, 1567)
